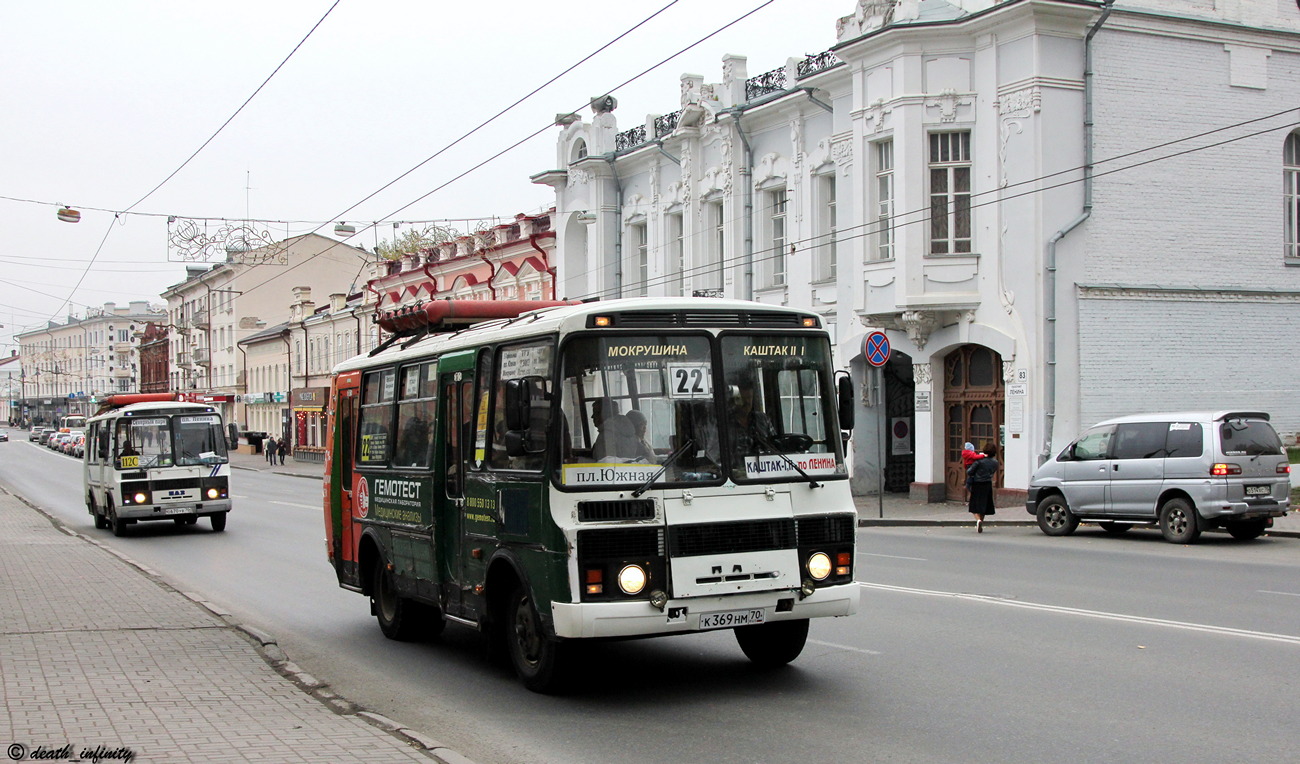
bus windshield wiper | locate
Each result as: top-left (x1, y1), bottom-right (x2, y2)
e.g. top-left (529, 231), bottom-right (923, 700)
top-left (632, 438), bottom-right (694, 498)
top-left (750, 430), bottom-right (822, 489)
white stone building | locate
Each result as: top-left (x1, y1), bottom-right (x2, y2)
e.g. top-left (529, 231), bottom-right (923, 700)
top-left (160, 232), bottom-right (374, 427)
top-left (15, 301), bottom-right (164, 424)
top-left (533, 0), bottom-right (1300, 502)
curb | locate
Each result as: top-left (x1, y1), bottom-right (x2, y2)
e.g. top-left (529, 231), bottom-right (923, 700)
top-left (229, 464), bottom-right (323, 481)
top-left (6, 486), bottom-right (475, 764)
top-left (857, 517), bottom-right (1300, 538)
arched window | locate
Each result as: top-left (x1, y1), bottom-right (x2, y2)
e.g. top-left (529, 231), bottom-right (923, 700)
top-left (1286, 132), bottom-right (1300, 261)
top-left (571, 138), bottom-right (588, 163)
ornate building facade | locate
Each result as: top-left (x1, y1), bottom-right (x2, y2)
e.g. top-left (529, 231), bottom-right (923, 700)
top-left (533, 0), bottom-right (1300, 501)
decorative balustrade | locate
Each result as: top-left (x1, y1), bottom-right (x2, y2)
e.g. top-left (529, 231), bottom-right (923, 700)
top-left (615, 124), bottom-right (648, 151)
top-left (796, 50), bottom-right (840, 79)
top-left (745, 67), bottom-right (787, 101)
top-left (654, 110), bottom-right (681, 138)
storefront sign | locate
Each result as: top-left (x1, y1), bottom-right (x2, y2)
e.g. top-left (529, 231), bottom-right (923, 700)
top-left (291, 387), bottom-right (328, 411)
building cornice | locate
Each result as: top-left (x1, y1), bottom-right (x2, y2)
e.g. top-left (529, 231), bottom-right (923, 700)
top-left (1078, 284), bottom-right (1300, 303)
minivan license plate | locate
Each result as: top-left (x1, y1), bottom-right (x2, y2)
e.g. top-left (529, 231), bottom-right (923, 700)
top-left (1244, 485), bottom-right (1270, 497)
top-left (699, 609), bottom-right (766, 630)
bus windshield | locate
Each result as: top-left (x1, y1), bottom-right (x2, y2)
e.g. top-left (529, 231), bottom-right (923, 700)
top-left (719, 334), bottom-right (846, 483)
top-left (556, 332), bottom-right (846, 489)
top-left (115, 414), bottom-right (228, 469)
top-left (559, 334), bottom-right (720, 488)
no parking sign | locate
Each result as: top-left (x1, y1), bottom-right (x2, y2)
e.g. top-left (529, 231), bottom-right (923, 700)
top-left (864, 331), bottom-right (891, 367)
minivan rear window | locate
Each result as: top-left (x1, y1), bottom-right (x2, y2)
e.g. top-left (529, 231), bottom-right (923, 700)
top-left (1219, 419), bottom-right (1282, 456)
top-left (1164, 422), bottom-right (1203, 458)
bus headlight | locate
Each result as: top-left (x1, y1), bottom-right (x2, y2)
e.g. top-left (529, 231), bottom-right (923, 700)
top-left (617, 564), bottom-right (648, 595)
top-left (128, 492), bottom-right (150, 505)
top-left (807, 552), bottom-right (832, 581)
top-left (206, 487), bottom-right (221, 500)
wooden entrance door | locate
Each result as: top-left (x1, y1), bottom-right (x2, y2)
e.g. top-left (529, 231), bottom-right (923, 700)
top-left (943, 346), bottom-right (1004, 498)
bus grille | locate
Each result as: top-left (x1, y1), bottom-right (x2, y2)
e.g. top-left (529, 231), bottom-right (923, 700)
top-left (796, 515), bottom-right (855, 545)
top-left (578, 499), bottom-right (655, 522)
top-left (668, 519), bottom-right (796, 558)
top-left (577, 527), bottom-right (664, 560)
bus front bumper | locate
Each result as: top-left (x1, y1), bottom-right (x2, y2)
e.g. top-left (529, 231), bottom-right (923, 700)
top-left (550, 582), bottom-right (859, 640)
top-left (117, 500), bottom-right (232, 521)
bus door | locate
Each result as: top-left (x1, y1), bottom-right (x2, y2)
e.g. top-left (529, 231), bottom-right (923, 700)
top-left (440, 369), bottom-right (475, 618)
top-left (327, 374), bottom-right (361, 578)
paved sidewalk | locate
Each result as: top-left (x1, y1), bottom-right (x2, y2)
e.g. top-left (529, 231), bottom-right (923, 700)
top-left (0, 484), bottom-right (471, 764)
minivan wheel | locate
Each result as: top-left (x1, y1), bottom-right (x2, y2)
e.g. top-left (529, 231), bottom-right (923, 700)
top-left (1159, 498), bottom-right (1200, 544)
top-left (1036, 495), bottom-right (1078, 536)
top-left (1226, 518), bottom-right (1267, 541)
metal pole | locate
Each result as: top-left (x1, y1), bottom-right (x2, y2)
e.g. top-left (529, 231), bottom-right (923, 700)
top-left (878, 367), bottom-right (885, 519)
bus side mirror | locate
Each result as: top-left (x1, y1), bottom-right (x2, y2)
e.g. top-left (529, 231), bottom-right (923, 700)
top-left (503, 379), bottom-right (530, 432)
top-left (836, 375), bottom-right (854, 432)
top-left (503, 377), bottom-right (548, 455)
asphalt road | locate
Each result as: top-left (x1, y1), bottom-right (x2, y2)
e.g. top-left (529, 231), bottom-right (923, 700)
top-left (3, 428), bottom-right (1297, 764)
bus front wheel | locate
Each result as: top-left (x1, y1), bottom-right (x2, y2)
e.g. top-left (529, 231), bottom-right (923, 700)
top-left (735, 619), bottom-right (809, 667)
top-left (210, 513), bottom-right (227, 532)
top-left (507, 586), bottom-right (569, 693)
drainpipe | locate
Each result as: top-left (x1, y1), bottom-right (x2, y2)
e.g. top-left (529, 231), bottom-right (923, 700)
top-left (731, 114), bottom-right (755, 300)
top-left (1042, 0), bottom-right (1113, 463)
top-left (603, 156), bottom-right (624, 298)
top-left (529, 233), bottom-right (558, 300)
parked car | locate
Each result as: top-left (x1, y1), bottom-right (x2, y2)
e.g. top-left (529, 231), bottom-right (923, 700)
top-left (37, 429), bottom-right (56, 446)
top-left (51, 432), bottom-right (71, 450)
top-left (72, 433), bottom-right (86, 458)
top-left (30, 426), bottom-right (48, 442)
top-left (62, 430), bottom-right (84, 455)
top-left (1027, 411), bottom-right (1291, 543)
top-left (0, 431), bottom-right (9, 442)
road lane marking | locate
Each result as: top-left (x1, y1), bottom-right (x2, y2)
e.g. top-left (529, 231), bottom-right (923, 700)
top-left (269, 500), bottom-right (319, 510)
top-left (808, 639), bottom-right (882, 655)
top-left (1259, 590), bottom-right (1300, 598)
top-left (859, 582), bottom-right (1300, 646)
top-left (860, 552), bottom-right (928, 561)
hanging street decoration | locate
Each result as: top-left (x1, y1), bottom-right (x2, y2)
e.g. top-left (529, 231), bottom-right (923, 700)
top-left (166, 217), bottom-right (288, 265)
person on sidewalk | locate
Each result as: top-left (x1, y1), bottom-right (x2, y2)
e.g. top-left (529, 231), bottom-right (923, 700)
top-left (265, 436), bottom-right (277, 465)
top-left (277, 440), bottom-right (287, 465)
top-left (966, 443), bottom-right (999, 533)
top-left (961, 441), bottom-right (984, 501)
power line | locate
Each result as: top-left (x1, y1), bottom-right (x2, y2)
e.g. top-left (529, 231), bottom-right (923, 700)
top-left (229, 0), bottom-right (781, 305)
top-left (576, 113), bottom-right (1300, 300)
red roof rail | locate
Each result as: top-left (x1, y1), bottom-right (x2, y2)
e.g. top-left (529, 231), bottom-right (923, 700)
top-left (375, 299), bottom-right (581, 335)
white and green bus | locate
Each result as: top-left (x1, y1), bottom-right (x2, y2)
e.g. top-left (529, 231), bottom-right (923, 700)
top-left (84, 393), bottom-right (232, 536)
top-left (324, 298), bottom-right (859, 692)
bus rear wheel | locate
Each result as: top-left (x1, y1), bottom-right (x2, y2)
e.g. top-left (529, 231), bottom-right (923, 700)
top-left (735, 619), bottom-right (809, 667)
top-left (507, 586), bottom-right (569, 693)
top-left (372, 556), bottom-right (422, 641)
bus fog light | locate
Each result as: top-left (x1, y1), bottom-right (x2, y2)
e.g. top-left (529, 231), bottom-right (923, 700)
top-left (618, 565), bottom-right (647, 595)
top-left (648, 590), bottom-right (667, 610)
top-left (800, 579), bottom-right (816, 599)
top-left (807, 552), bottom-right (832, 581)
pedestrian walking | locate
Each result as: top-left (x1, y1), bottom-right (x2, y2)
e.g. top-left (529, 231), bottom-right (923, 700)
top-left (278, 440), bottom-right (287, 465)
top-left (264, 436), bottom-right (277, 464)
top-left (966, 443), bottom-right (999, 533)
top-left (961, 441), bottom-right (984, 501)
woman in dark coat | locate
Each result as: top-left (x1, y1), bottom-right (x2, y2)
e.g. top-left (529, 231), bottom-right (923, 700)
top-left (966, 443), bottom-right (999, 533)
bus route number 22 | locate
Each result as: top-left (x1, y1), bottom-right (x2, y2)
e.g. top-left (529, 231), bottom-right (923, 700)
top-left (669, 364), bottom-right (712, 399)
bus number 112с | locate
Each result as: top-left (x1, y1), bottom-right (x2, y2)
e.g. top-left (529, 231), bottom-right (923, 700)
top-left (323, 297), bottom-right (860, 692)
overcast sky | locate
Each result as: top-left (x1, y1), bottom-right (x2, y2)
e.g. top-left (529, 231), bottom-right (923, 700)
top-left (0, 0), bottom-right (845, 353)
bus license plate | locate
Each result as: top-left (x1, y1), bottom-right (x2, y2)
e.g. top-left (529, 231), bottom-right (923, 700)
top-left (1244, 485), bottom-right (1270, 497)
top-left (699, 609), bottom-right (766, 630)
top-left (163, 506), bottom-right (192, 515)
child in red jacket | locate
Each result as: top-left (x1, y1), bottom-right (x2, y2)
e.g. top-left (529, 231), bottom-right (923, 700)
top-left (961, 441), bottom-right (984, 469)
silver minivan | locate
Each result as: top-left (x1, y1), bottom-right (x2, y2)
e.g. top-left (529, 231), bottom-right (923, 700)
top-left (1027, 411), bottom-right (1291, 543)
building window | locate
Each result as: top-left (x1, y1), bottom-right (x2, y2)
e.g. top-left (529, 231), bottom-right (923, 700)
top-left (929, 131), bottom-right (971, 254)
top-left (874, 140), bottom-right (895, 261)
top-left (1287, 132), bottom-right (1300, 260)
top-left (765, 189), bottom-right (788, 288)
top-left (667, 213), bottom-right (684, 296)
top-left (816, 174), bottom-right (837, 281)
top-left (700, 201), bottom-right (725, 290)
top-left (629, 222), bottom-right (649, 297)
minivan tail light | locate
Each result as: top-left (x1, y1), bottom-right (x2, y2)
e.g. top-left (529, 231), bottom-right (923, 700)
top-left (1211, 463), bottom-right (1241, 476)
top-left (1279, 463), bottom-right (1291, 475)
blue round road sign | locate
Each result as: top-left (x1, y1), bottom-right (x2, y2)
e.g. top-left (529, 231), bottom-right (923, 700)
top-left (864, 331), bottom-right (891, 367)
